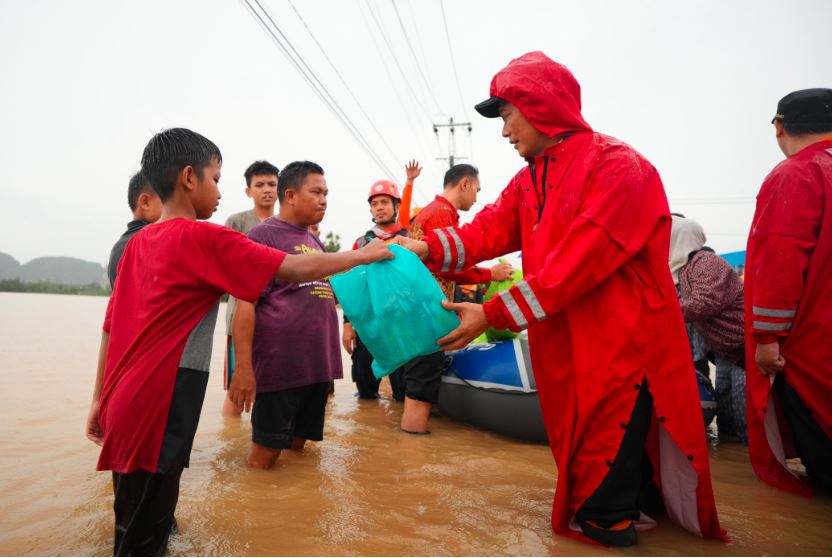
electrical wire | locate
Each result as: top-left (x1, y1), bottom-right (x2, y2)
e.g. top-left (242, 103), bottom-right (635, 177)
top-left (363, 0), bottom-right (433, 121)
top-left (286, 0), bottom-right (402, 167)
top-left (390, 0), bottom-right (444, 116)
top-left (240, 0), bottom-right (399, 181)
top-left (439, 0), bottom-right (469, 119)
top-left (353, 0), bottom-right (434, 202)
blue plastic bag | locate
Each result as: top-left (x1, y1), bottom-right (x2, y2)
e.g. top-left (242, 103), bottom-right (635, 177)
top-left (331, 245), bottom-right (460, 378)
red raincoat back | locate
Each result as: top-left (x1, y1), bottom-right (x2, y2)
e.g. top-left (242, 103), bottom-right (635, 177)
top-left (744, 139), bottom-right (832, 496)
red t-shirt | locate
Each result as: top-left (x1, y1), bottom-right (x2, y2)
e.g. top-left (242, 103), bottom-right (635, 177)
top-left (98, 218), bottom-right (286, 473)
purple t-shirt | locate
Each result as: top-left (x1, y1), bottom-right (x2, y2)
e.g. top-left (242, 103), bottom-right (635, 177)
top-left (247, 218), bottom-right (343, 392)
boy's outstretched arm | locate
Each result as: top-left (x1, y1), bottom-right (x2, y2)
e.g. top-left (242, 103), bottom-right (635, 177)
top-left (276, 238), bottom-right (393, 282)
top-left (230, 300), bottom-right (257, 413)
top-left (86, 331), bottom-right (109, 446)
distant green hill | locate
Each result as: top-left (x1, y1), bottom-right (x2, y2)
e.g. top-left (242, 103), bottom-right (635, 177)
top-left (0, 252), bottom-right (106, 286)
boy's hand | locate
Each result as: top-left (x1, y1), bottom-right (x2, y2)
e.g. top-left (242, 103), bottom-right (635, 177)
top-left (229, 365), bottom-right (257, 413)
top-left (342, 322), bottom-right (357, 354)
top-left (86, 401), bottom-right (104, 446)
top-left (405, 159), bottom-right (422, 182)
top-left (755, 341), bottom-right (786, 376)
top-left (391, 236), bottom-right (429, 260)
top-left (490, 262), bottom-right (514, 282)
top-left (438, 300), bottom-right (490, 351)
top-left (358, 238), bottom-right (394, 264)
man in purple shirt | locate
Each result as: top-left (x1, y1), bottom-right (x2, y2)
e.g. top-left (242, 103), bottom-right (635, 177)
top-left (231, 161), bottom-right (342, 469)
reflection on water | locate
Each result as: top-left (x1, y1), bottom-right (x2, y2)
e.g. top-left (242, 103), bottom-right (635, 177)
top-left (0, 292), bottom-right (830, 556)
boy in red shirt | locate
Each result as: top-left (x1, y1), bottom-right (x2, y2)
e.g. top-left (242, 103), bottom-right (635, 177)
top-left (85, 128), bottom-right (391, 556)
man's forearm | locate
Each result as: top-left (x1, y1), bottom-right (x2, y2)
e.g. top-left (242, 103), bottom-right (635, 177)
top-left (232, 301), bottom-right (257, 371)
top-left (277, 251), bottom-right (368, 282)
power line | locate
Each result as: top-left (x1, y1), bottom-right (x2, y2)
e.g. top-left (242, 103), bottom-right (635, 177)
top-left (285, 0), bottom-right (402, 167)
top-left (363, 0), bottom-right (434, 122)
top-left (353, 0), bottom-right (435, 202)
top-left (240, 0), bottom-right (399, 181)
top-left (439, 0), bottom-right (469, 119)
top-left (405, 0), bottom-right (432, 88)
top-left (390, 0), bottom-right (444, 116)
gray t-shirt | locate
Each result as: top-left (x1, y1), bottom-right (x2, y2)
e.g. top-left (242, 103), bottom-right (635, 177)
top-left (224, 209), bottom-right (264, 334)
top-left (179, 302), bottom-right (219, 372)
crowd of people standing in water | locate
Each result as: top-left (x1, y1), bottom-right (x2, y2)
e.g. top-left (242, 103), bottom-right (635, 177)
top-left (85, 50), bottom-right (831, 555)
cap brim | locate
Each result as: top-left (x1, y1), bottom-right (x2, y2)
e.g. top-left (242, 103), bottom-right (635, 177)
top-left (474, 96), bottom-right (503, 118)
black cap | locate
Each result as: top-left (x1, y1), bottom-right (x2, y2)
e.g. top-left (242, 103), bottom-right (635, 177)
top-left (772, 88), bottom-right (832, 125)
top-left (474, 96), bottom-right (504, 118)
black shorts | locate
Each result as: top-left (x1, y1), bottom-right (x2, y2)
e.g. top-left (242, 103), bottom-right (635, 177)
top-left (403, 352), bottom-right (445, 404)
top-left (251, 382), bottom-right (330, 449)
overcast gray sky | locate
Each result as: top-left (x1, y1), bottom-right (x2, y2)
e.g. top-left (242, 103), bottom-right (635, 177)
top-left (0, 0), bottom-right (828, 264)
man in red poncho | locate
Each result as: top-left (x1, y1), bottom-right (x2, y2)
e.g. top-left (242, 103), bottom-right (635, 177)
top-left (396, 51), bottom-right (724, 546)
top-left (744, 88), bottom-right (832, 496)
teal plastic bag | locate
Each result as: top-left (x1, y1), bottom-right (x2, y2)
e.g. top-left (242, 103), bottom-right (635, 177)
top-left (483, 258), bottom-right (523, 342)
top-left (331, 245), bottom-right (460, 378)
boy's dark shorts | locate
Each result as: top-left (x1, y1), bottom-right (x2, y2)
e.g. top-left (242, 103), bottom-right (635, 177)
top-left (251, 382), bottom-right (330, 449)
top-left (403, 352), bottom-right (445, 404)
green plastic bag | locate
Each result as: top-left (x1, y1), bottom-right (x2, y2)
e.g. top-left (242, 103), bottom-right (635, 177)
top-left (331, 245), bottom-right (460, 378)
top-left (483, 258), bottom-right (523, 341)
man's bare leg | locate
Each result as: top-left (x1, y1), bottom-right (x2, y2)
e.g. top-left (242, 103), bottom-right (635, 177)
top-left (290, 437), bottom-right (306, 451)
top-left (248, 443), bottom-right (281, 469)
top-left (222, 392), bottom-right (242, 418)
top-left (400, 397), bottom-right (431, 433)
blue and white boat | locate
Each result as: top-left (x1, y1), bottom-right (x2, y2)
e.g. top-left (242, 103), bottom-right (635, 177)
top-left (439, 334), bottom-right (549, 444)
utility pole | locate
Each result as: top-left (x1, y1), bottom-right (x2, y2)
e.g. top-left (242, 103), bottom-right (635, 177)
top-left (433, 117), bottom-right (472, 169)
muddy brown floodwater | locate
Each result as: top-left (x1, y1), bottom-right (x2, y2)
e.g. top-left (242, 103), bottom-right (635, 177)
top-left (0, 292), bottom-right (830, 556)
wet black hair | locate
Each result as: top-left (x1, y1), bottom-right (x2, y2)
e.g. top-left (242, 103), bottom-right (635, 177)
top-left (244, 160), bottom-right (280, 187)
top-left (443, 164), bottom-right (479, 188)
top-left (140, 128), bottom-right (222, 202)
top-left (126, 170), bottom-right (155, 211)
top-left (278, 161), bottom-right (324, 203)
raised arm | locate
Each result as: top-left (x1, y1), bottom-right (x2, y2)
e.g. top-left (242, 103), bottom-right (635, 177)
top-left (398, 159), bottom-right (421, 229)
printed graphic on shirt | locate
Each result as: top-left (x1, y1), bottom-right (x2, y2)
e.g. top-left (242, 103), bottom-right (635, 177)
top-left (294, 242), bottom-right (335, 300)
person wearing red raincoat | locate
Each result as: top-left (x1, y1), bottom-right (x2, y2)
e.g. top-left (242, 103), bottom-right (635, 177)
top-left (396, 51), bottom-right (724, 546)
top-left (745, 88), bottom-right (832, 496)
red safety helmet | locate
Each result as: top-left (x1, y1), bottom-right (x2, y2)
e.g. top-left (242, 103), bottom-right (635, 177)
top-left (367, 180), bottom-right (401, 202)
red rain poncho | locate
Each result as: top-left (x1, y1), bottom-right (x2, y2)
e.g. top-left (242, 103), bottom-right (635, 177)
top-left (744, 139), bottom-right (832, 496)
top-left (423, 52), bottom-right (724, 543)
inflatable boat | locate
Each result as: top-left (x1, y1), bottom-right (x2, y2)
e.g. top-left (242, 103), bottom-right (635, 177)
top-left (439, 335), bottom-right (718, 443)
top-left (439, 334), bottom-right (549, 444)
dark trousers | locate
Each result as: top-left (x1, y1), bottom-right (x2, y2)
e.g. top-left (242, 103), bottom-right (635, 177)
top-left (773, 374), bottom-right (832, 489)
top-left (351, 335), bottom-right (405, 401)
top-left (111, 463), bottom-right (183, 556)
top-left (577, 379), bottom-right (660, 528)
top-left (109, 367), bottom-right (207, 556)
